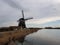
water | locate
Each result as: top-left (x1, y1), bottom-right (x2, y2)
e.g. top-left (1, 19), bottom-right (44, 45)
top-left (17, 29), bottom-right (60, 45)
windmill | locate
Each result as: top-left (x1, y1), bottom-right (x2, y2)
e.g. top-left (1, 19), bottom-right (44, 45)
top-left (18, 10), bottom-right (33, 28)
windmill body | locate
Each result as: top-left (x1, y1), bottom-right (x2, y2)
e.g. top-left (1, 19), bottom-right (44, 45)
top-left (18, 18), bottom-right (26, 28)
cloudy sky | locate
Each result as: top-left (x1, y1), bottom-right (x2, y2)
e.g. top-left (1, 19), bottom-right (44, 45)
top-left (0, 0), bottom-right (60, 27)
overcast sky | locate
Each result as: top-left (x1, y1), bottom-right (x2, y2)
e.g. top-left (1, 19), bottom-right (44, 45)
top-left (0, 0), bottom-right (60, 27)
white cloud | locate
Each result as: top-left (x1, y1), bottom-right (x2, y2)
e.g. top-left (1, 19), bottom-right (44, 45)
top-left (0, 21), bottom-right (18, 27)
top-left (52, 0), bottom-right (60, 4)
top-left (26, 16), bottom-right (60, 24)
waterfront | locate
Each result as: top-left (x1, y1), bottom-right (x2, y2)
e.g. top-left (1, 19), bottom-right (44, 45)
top-left (17, 29), bottom-right (60, 45)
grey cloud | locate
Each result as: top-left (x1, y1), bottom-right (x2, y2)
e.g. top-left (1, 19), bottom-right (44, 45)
top-left (19, 0), bottom-right (60, 18)
top-left (3, 0), bottom-right (22, 10)
top-left (2, 0), bottom-right (60, 18)
top-left (2, 0), bottom-right (29, 11)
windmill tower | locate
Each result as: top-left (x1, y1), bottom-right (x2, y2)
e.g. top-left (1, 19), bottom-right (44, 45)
top-left (18, 10), bottom-right (33, 28)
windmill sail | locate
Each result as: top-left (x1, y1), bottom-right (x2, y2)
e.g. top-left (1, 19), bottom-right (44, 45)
top-left (22, 10), bottom-right (24, 19)
top-left (25, 17), bottom-right (33, 20)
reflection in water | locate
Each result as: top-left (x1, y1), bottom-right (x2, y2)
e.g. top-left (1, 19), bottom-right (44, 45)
top-left (17, 29), bottom-right (60, 45)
